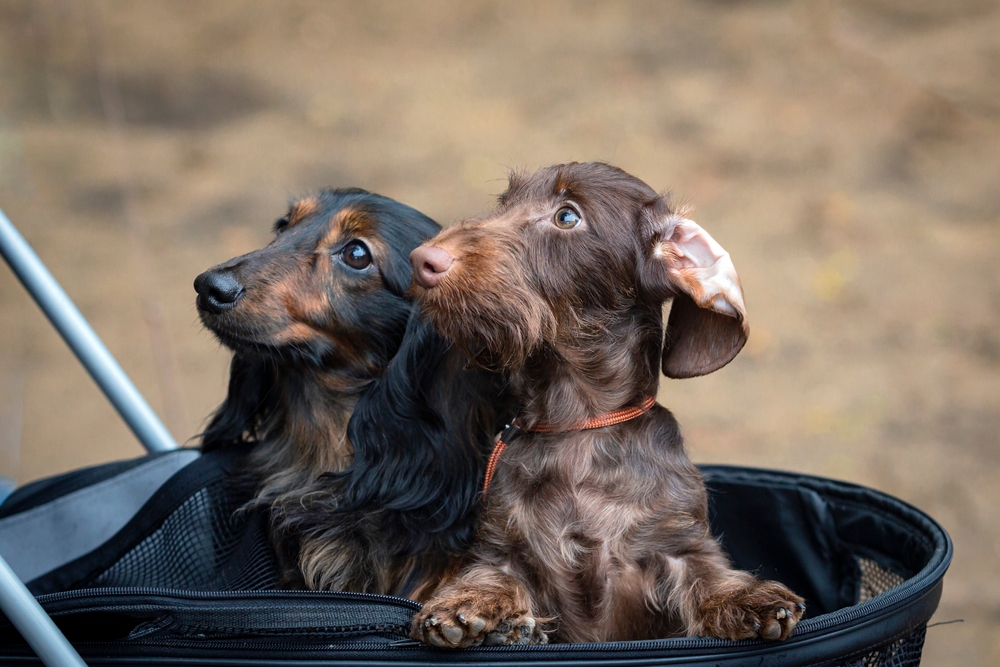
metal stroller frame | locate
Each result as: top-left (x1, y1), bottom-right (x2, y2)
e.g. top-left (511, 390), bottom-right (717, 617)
top-left (0, 206), bottom-right (178, 666)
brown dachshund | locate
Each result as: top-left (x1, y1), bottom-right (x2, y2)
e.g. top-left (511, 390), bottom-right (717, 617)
top-left (408, 162), bottom-right (805, 645)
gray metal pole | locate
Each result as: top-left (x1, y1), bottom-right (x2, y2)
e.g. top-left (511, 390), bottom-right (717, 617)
top-left (0, 553), bottom-right (87, 667)
top-left (0, 207), bottom-right (178, 454)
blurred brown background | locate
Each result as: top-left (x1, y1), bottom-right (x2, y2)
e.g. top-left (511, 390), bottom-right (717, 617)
top-left (0, 0), bottom-right (997, 663)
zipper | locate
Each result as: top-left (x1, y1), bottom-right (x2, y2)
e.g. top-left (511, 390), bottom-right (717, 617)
top-left (18, 567), bottom-right (940, 657)
top-left (35, 586), bottom-right (421, 610)
top-left (18, 587), bottom-right (422, 645)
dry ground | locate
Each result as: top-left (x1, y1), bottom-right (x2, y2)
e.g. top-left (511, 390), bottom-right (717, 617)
top-left (0, 1), bottom-right (998, 663)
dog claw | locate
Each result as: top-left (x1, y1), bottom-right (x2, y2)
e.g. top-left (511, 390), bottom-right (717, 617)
top-left (478, 615), bottom-right (541, 646)
top-left (708, 581), bottom-right (803, 641)
top-left (427, 631), bottom-right (449, 648)
top-left (483, 632), bottom-right (506, 646)
top-left (440, 623), bottom-right (465, 646)
top-left (424, 616), bottom-right (439, 628)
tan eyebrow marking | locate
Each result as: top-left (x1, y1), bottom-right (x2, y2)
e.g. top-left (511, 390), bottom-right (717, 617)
top-left (286, 197), bottom-right (321, 228)
top-left (319, 207), bottom-right (377, 249)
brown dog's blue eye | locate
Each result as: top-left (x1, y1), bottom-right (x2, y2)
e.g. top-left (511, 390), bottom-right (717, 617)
top-left (554, 207), bottom-right (581, 229)
top-left (342, 241), bottom-right (372, 270)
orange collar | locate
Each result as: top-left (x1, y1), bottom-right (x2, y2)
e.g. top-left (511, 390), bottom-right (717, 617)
top-left (482, 396), bottom-right (657, 497)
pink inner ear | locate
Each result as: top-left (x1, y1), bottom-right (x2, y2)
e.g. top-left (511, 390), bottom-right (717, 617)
top-left (661, 218), bottom-right (747, 325)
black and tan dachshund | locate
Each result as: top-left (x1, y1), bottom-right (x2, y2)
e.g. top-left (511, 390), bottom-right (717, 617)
top-left (195, 188), bottom-right (509, 597)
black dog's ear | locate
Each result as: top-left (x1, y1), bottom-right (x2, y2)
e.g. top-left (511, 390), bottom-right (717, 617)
top-left (639, 199), bottom-right (749, 379)
top-left (200, 354), bottom-right (277, 452)
top-left (378, 250), bottom-right (415, 298)
top-left (337, 309), bottom-right (507, 558)
top-left (372, 203), bottom-right (440, 298)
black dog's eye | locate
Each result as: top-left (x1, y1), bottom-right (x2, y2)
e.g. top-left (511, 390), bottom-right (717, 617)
top-left (273, 216), bottom-right (291, 233)
top-left (554, 207), bottom-right (581, 230)
top-left (342, 240), bottom-right (373, 270)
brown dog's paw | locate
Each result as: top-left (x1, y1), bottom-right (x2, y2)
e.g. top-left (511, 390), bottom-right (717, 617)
top-left (744, 596), bottom-right (805, 641)
top-left (412, 595), bottom-right (545, 648)
top-left (414, 610), bottom-right (486, 649)
top-left (482, 615), bottom-right (548, 646)
top-left (699, 580), bottom-right (805, 641)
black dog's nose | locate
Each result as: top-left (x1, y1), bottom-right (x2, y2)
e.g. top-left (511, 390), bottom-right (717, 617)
top-left (194, 271), bottom-right (244, 313)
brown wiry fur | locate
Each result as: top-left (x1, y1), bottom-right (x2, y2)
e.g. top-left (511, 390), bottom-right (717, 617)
top-left (409, 163), bottom-right (803, 645)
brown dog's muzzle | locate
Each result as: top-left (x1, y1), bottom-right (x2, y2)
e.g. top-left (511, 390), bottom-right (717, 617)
top-left (410, 245), bottom-right (455, 288)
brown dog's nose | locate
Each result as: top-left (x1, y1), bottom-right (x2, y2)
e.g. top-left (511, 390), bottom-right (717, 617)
top-left (411, 245), bottom-right (455, 288)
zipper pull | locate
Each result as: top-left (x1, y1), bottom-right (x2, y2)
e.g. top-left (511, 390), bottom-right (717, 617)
top-left (388, 638), bottom-right (421, 648)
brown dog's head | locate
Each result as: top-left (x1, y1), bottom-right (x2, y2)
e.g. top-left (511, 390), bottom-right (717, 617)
top-left (409, 162), bottom-right (747, 381)
top-left (196, 188), bottom-right (439, 379)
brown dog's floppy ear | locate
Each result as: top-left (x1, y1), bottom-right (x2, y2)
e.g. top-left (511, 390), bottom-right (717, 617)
top-left (641, 208), bottom-right (749, 378)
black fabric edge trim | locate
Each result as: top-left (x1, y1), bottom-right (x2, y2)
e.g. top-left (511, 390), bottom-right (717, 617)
top-left (0, 452), bottom-right (179, 518)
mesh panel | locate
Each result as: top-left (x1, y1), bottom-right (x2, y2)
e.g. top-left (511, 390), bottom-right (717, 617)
top-left (832, 626), bottom-right (927, 667)
top-left (91, 477), bottom-right (280, 590)
top-left (857, 557), bottom-right (906, 603)
top-left (805, 557), bottom-right (923, 667)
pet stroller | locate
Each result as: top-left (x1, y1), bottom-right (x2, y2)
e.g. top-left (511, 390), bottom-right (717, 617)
top-left (0, 209), bottom-right (952, 666)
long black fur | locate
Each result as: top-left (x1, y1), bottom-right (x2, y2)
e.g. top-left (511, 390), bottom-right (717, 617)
top-left (200, 354), bottom-right (277, 454)
top-left (271, 312), bottom-right (511, 595)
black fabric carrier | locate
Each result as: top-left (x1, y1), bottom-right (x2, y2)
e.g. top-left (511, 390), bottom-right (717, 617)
top-left (0, 448), bottom-right (951, 666)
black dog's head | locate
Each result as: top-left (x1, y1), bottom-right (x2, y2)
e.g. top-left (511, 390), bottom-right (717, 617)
top-left (196, 189), bottom-right (439, 453)
top-left (196, 188), bottom-right (438, 375)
